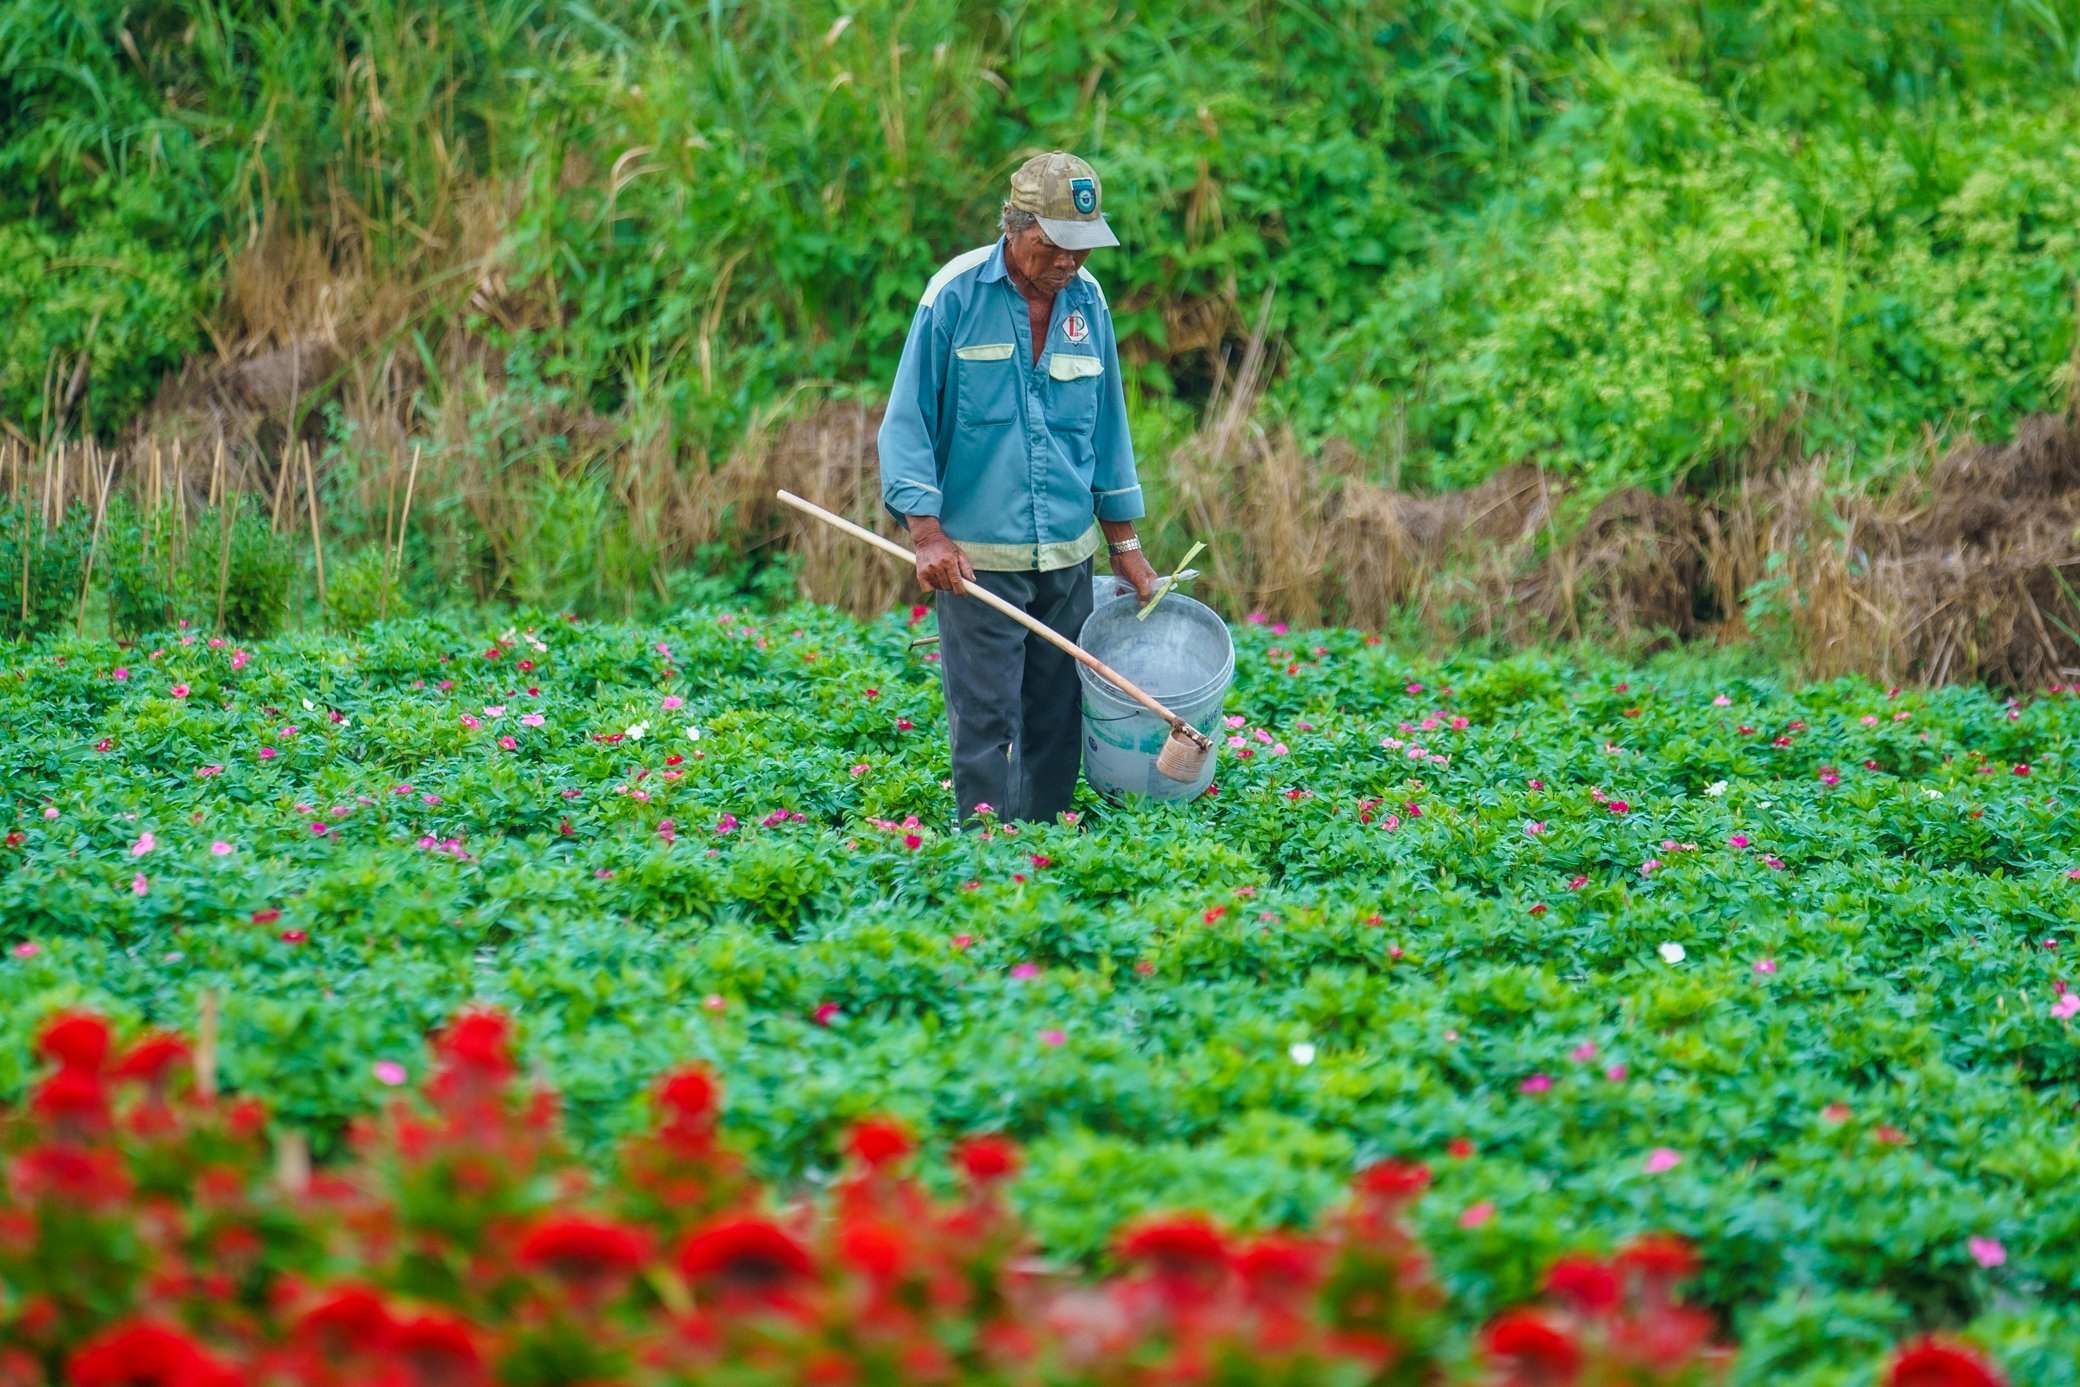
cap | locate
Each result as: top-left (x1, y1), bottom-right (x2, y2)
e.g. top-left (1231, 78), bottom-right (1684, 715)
top-left (1007, 151), bottom-right (1120, 251)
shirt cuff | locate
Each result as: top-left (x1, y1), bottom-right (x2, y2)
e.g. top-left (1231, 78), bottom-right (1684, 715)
top-left (884, 477), bottom-right (943, 519)
top-left (1094, 483), bottom-right (1144, 522)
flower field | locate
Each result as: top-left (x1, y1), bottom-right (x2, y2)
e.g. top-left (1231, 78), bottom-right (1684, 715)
top-left (3, 604), bottom-right (2079, 1381)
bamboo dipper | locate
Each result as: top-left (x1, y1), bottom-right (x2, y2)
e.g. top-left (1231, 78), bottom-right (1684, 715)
top-left (775, 490), bottom-right (1217, 782)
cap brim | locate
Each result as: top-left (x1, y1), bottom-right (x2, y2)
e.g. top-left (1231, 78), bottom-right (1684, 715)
top-left (1037, 214), bottom-right (1120, 250)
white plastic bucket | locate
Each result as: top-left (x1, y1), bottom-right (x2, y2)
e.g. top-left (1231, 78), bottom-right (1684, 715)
top-left (1076, 592), bottom-right (1233, 802)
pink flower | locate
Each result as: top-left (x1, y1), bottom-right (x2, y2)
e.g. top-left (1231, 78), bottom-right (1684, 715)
top-left (1639, 859), bottom-right (1662, 876)
top-left (1040, 1029), bottom-right (1067, 1046)
top-left (131, 873), bottom-right (148, 897)
top-left (713, 814), bottom-right (739, 834)
top-left (483, 705), bottom-right (504, 717)
top-left (850, 763), bottom-right (869, 777)
top-left (41, 807), bottom-right (58, 819)
top-left (1568, 875), bottom-right (1589, 891)
top-left (209, 841), bottom-right (232, 857)
top-left (1271, 743), bottom-right (1289, 756)
top-left (12, 942), bottom-right (39, 958)
top-left (258, 747), bottom-right (278, 760)
top-left (497, 736), bottom-right (517, 751)
top-left (111, 668), bottom-right (129, 681)
top-left (1729, 834), bottom-right (1750, 849)
top-left (1011, 963), bottom-right (1040, 980)
top-left (1525, 821), bottom-right (1546, 836)
top-left (1570, 1042), bottom-right (1597, 1062)
top-left (1968, 1236), bottom-right (2006, 1268)
top-left (460, 715), bottom-right (479, 729)
top-left (2054, 992), bottom-right (2080, 1021)
top-left (662, 695), bottom-right (684, 711)
top-left (130, 832), bottom-right (155, 857)
top-left (373, 1060), bottom-right (408, 1086)
top-left (812, 1003), bottom-right (840, 1026)
top-left (310, 822), bottom-right (329, 836)
top-left (1607, 800), bottom-right (1629, 815)
top-left (1712, 694), bottom-right (1731, 706)
top-left (1643, 1147), bottom-right (1682, 1174)
top-left (1754, 958), bottom-right (1778, 974)
top-left (1520, 1073), bottom-right (1553, 1094)
top-left (1459, 1201), bottom-right (1495, 1229)
top-left (1605, 1064), bottom-right (1629, 1082)
top-left (521, 713), bottom-right (544, 727)
top-left (170, 684), bottom-right (190, 698)
top-left (197, 765), bottom-right (223, 777)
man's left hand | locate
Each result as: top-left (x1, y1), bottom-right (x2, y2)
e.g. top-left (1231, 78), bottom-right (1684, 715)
top-left (1112, 548), bottom-right (1160, 605)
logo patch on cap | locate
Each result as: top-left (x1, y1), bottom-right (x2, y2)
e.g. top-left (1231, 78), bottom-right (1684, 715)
top-left (1061, 310), bottom-right (1090, 344)
top-left (1070, 177), bottom-right (1097, 216)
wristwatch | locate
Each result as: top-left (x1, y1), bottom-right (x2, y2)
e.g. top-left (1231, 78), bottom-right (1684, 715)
top-left (1107, 537), bottom-right (1142, 556)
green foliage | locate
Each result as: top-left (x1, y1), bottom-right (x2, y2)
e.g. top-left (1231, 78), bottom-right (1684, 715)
top-left (325, 546), bottom-right (410, 631)
top-left (5, 603), bottom-right (2080, 1378)
top-left (0, 501), bottom-right (90, 640)
top-left (102, 496), bottom-right (295, 638)
top-left (8, 0), bottom-right (2080, 492)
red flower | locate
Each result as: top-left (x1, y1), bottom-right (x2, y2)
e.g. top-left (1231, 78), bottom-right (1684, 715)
top-left (10, 1145), bottom-right (132, 1209)
top-left (1481, 1309), bottom-right (1583, 1386)
top-left (846, 1117), bottom-right (915, 1171)
top-left (1543, 1254), bottom-right (1622, 1316)
top-left (33, 1066), bottom-right (113, 1131)
top-left (1115, 1213), bottom-right (1230, 1283)
top-left (955, 1134), bottom-right (1022, 1185)
top-left (39, 1011), bottom-right (111, 1073)
top-left (1354, 1159), bottom-right (1432, 1205)
top-left (67, 1320), bottom-right (240, 1387)
top-left (294, 1284), bottom-right (397, 1359)
top-left (387, 1313), bottom-right (485, 1387)
top-left (1889, 1337), bottom-right (2007, 1387)
top-left (655, 1066), bottom-right (720, 1143)
top-left (517, 1214), bottom-right (653, 1292)
top-left (435, 1010), bottom-right (515, 1078)
top-left (1234, 1233), bottom-right (1325, 1301)
top-left (677, 1217), bottom-right (816, 1304)
top-left (1616, 1234), bottom-right (1698, 1289)
top-left (113, 1034), bottom-right (190, 1085)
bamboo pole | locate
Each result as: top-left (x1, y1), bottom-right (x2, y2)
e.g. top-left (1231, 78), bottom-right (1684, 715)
top-left (76, 449), bottom-right (116, 636)
top-left (215, 444), bottom-right (236, 632)
top-left (301, 442), bottom-right (326, 618)
top-left (386, 443), bottom-right (421, 621)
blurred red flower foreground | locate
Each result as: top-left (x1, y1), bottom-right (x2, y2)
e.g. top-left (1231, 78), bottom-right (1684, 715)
top-left (0, 1009), bottom-right (2004, 1387)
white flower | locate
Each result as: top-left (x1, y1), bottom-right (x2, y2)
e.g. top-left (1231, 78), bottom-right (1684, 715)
top-left (1924, 789), bottom-right (1943, 799)
top-left (1658, 942), bottom-right (1686, 964)
top-left (302, 698), bottom-right (316, 711)
top-left (1704, 780), bottom-right (1728, 797)
top-left (684, 724), bottom-right (702, 742)
top-left (626, 720), bottom-right (650, 740)
top-left (1757, 800), bottom-right (1772, 809)
top-left (1288, 1042), bottom-right (1316, 1066)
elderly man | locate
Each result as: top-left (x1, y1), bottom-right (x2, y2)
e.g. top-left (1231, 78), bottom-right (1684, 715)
top-left (879, 152), bottom-right (1157, 825)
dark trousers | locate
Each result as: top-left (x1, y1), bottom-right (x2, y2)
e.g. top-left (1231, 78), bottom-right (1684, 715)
top-left (936, 561), bottom-right (1094, 825)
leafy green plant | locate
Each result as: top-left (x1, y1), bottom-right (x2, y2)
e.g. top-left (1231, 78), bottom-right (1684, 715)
top-left (0, 500), bottom-right (90, 640)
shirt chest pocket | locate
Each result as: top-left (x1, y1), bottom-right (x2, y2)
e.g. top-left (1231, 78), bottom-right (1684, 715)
top-left (954, 343), bottom-right (1017, 427)
top-left (1047, 353), bottom-right (1103, 433)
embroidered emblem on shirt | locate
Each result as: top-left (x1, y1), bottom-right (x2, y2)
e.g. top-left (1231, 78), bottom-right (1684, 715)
top-left (1061, 310), bottom-right (1090, 344)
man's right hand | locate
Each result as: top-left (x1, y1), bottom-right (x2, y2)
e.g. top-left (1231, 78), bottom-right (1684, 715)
top-left (910, 519), bottom-right (975, 593)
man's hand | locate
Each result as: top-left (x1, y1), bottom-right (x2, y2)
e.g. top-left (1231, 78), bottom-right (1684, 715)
top-left (910, 518), bottom-right (975, 593)
top-left (1112, 547), bottom-right (1160, 605)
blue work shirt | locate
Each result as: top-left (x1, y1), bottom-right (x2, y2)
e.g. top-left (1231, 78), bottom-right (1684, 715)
top-left (878, 238), bottom-right (1143, 571)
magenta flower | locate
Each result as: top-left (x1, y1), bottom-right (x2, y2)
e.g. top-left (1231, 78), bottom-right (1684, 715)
top-left (1010, 963), bottom-right (1040, 981)
top-left (1569, 1042), bottom-right (1597, 1062)
top-left (1968, 1236), bottom-right (2006, 1268)
top-left (1458, 1201), bottom-right (1495, 1229)
top-left (209, 841), bottom-right (233, 857)
top-left (258, 747), bottom-right (278, 760)
top-left (1040, 1029), bottom-right (1067, 1047)
top-left (111, 668), bottom-right (129, 681)
top-left (372, 1061), bottom-right (408, 1086)
top-left (170, 684), bottom-right (190, 698)
top-left (1643, 1147), bottom-right (1682, 1173)
top-left (130, 873), bottom-right (148, 897)
top-left (1754, 958), bottom-right (1778, 975)
top-left (1519, 1073), bottom-right (1553, 1094)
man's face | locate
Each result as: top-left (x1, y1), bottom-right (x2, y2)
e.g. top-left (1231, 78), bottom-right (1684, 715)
top-left (1006, 223), bottom-right (1090, 296)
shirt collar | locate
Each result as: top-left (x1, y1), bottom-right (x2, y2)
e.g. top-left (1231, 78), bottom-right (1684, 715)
top-left (977, 237), bottom-right (1010, 284)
